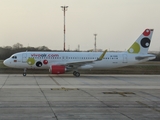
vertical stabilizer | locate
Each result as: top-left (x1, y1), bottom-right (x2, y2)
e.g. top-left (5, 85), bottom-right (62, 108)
top-left (127, 29), bottom-right (154, 54)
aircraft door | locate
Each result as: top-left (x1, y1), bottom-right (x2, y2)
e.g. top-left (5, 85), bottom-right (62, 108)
top-left (22, 53), bottom-right (27, 63)
top-left (123, 54), bottom-right (127, 63)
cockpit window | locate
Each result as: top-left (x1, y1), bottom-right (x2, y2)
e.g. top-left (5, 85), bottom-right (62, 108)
top-left (12, 56), bottom-right (17, 59)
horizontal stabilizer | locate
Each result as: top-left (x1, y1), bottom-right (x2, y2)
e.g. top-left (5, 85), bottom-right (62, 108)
top-left (135, 55), bottom-right (156, 60)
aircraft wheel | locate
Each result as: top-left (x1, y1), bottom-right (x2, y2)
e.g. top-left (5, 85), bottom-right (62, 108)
top-left (73, 71), bottom-right (76, 75)
top-left (23, 73), bottom-right (26, 76)
top-left (75, 72), bottom-right (80, 77)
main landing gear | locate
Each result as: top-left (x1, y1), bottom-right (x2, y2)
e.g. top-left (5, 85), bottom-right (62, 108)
top-left (23, 68), bottom-right (27, 76)
top-left (73, 71), bottom-right (80, 77)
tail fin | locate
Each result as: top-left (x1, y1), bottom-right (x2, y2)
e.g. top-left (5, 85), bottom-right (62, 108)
top-left (127, 29), bottom-right (154, 54)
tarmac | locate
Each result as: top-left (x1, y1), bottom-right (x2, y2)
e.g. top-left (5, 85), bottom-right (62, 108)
top-left (0, 74), bottom-right (160, 120)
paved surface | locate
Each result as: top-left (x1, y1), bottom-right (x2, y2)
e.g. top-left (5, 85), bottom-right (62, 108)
top-left (0, 74), bottom-right (160, 120)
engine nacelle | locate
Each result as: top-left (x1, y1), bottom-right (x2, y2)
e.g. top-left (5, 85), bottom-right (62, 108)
top-left (49, 65), bottom-right (66, 74)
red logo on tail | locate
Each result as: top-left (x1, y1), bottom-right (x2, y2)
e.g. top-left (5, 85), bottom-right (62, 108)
top-left (143, 29), bottom-right (150, 36)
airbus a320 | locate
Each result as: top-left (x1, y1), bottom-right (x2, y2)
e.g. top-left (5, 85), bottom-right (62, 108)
top-left (3, 29), bottom-right (156, 77)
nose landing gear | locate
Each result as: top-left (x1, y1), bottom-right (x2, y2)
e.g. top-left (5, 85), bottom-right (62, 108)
top-left (23, 68), bottom-right (27, 76)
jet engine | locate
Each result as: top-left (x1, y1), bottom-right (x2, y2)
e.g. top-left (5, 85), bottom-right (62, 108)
top-left (49, 65), bottom-right (66, 74)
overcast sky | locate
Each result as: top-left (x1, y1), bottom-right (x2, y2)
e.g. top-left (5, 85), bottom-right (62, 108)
top-left (0, 0), bottom-right (160, 51)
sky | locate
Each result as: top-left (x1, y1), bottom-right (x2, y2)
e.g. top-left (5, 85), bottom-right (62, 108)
top-left (0, 0), bottom-right (160, 51)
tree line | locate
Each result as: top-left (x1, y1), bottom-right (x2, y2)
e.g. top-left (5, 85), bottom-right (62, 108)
top-left (0, 43), bottom-right (160, 61)
top-left (0, 43), bottom-right (52, 60)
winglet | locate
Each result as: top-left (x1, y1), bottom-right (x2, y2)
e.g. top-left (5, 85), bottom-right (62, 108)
top-left (97, 49), bottom-right (107, 61)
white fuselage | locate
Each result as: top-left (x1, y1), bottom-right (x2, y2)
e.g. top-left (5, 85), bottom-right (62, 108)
top-left (3, 51), bottom-right (155, 70)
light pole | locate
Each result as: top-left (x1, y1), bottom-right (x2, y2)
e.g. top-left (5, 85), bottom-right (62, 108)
top-left (94, 34), bottom-right (97, 51)
top-left (61, 6), bottom-right (68, 51)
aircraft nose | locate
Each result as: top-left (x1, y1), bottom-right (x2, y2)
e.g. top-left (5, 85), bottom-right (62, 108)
top-left (3, 59), bottom-right (10, 67)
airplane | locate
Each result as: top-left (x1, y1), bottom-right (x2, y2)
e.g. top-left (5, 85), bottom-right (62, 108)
top-left (3, 29), bottom-right (156, 77)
